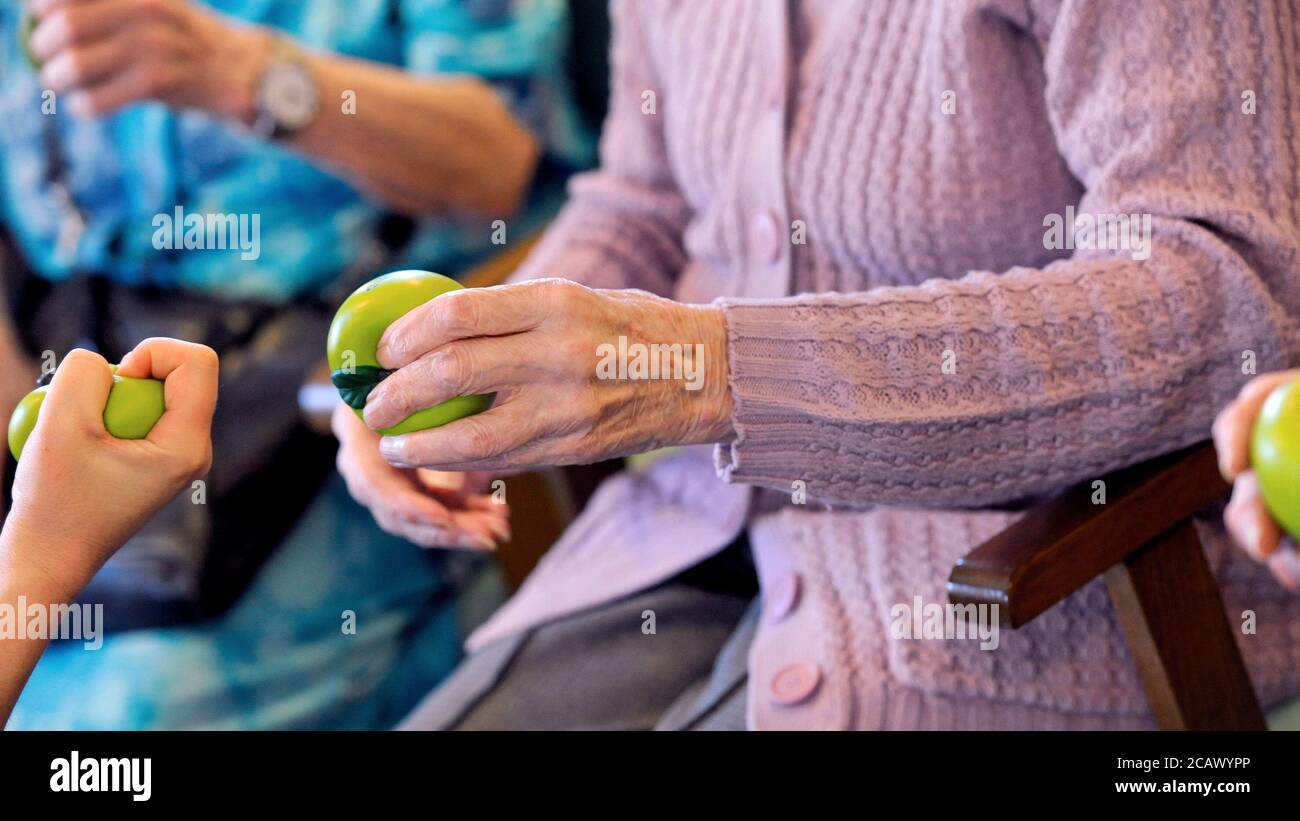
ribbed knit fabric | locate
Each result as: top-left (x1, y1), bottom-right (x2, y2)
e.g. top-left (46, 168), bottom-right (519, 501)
top-left (467, 0), bottom-right (1300, 728)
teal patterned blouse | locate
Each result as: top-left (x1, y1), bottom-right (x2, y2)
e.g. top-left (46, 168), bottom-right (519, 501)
top-left (0, 0), bottom-right (594, 302)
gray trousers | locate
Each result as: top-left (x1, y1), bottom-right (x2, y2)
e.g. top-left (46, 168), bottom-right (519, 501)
top-left (399, 548), bottom-right (760, 731)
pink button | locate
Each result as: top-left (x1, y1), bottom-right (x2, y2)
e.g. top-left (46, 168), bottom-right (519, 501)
top-left (765, 572), bottom-right (802, 624)
top-left (769, 661), bottom-right (822, 706)
top-left (749, 211), bottom-right (782, 263)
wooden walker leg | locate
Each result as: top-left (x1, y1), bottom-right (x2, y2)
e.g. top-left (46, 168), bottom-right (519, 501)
top-left (1104, 520), bottom-right (1266, 731)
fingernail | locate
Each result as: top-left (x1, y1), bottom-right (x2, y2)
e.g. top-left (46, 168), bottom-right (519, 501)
top-left (379, 435), bottom-right (405, 465)
top-left (458, 533), bottom-right (495, 551)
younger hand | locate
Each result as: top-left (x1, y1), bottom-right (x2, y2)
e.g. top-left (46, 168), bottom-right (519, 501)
top-left (2, 339), bottom-right (218, 599)
top-left (1213, 369), bottom-right (1300, 591)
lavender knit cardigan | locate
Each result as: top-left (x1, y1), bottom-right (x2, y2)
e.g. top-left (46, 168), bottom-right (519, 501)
top-left (466, 0), bottom-right (1300, 729)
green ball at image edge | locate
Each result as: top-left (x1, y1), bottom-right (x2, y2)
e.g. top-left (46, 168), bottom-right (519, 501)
top-left (328, 270), bottom-right (493, 436)
top-left (1251, 379), bottom-right (1300, 542)
top-left (7, 375), bottom-right (165, 461)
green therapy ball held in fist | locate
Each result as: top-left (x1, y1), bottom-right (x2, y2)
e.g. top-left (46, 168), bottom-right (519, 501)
top-left (1251, 379), bottom-right (1300, 541)
top-left (8, 367), bottom-right (166, 461)
top-left (327, 270), bottom-right (492, 436)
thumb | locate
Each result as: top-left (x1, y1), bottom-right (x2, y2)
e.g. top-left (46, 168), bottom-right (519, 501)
top-left (39, 349), bottom-right (114, 434)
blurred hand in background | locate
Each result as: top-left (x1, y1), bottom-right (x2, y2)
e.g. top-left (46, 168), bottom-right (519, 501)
top-left (332, 402), bottom-right (508, 551)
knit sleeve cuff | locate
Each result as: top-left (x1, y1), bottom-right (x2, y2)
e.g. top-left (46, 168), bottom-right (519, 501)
top-left (712, 296), bottom-right (830, 491)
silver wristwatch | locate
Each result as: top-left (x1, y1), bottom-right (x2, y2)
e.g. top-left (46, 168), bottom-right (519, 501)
top-left (251, 36), bottom-right (319, 139)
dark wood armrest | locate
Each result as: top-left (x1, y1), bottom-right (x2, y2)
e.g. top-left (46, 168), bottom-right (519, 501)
top-left (947, 442), bottom-right (1229, 628)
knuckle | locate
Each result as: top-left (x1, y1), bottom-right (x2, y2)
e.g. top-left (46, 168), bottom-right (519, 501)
top-left (458, 417), bottom-right (500, 460)
top-left (196, 344), bottom-right (219, 371)
top-left (185, 341), bottom-right (219, 372)
top-left (431, 346), bottom-right (472, 397)
top-left (439, 291), bottom-right (479, 336)
top-left (381, 377), bottom-right (417, 418)
top-left (545, 278), bottom-right (584, 310)
top-left (62, 348), bottom-right (106, 370)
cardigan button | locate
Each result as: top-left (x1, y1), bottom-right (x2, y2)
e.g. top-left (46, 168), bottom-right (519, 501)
top-left (749, 211), bottom-right (782, 263)
top-left (770, 661), bottom-right (821, 706)
top-left (765, 572), bottom-right (802, 624)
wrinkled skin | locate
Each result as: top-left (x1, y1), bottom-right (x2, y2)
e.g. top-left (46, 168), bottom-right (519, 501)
top-left (364, 278), bottom-right (735, 472)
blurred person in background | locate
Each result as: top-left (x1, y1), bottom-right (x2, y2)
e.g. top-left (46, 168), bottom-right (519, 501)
top-left (0, 0), bottom-right (593, 728)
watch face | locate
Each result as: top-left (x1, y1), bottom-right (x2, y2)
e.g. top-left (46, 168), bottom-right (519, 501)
top-left (261, 61), bottom-right (318, 132)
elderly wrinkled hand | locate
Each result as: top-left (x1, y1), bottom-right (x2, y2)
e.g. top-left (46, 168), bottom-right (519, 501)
top-left (1213, 369), bottom-right (1300, 591)
top-left (362, 278), bottom-right (735, 472)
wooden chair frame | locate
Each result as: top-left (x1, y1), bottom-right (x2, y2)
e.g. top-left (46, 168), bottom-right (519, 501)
top-left (948, 443), bottom-right (1265, 730)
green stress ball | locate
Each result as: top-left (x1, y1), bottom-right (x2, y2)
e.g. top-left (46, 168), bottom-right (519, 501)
top-left (20, 11), bottom-right (41, 71)
top-left (1251, 379), bottom-right (1300, 541)
top-left (327, 269), bottom-right (492, 435)
top-left (7, 367), bottom-right (166, 460)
